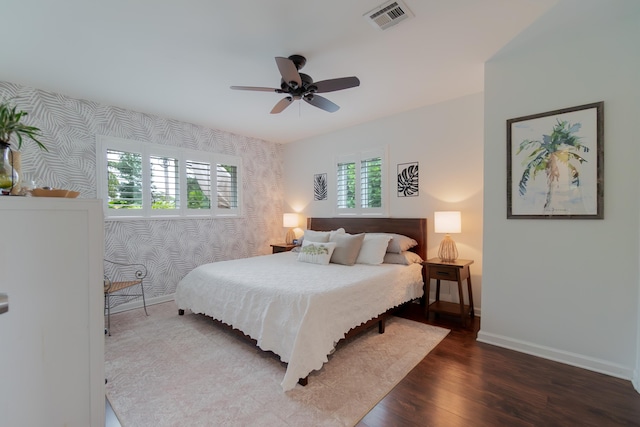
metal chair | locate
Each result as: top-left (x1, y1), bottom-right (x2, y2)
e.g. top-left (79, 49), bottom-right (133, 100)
top-left (103, 260), bottom-right (148, 335)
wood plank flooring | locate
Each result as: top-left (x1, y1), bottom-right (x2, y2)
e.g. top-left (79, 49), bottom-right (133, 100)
top-left (358, 303), bottom-right (640, 427)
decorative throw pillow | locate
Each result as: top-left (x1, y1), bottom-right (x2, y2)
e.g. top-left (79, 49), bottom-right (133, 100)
top-left (383, 251), bottom-right (424, 265)
top-left (297, 241), bottom-right (337, 265)
top-left (356, 234), bottom-right (393, 265)
top-left (329, 233), bottom-right (365, 266)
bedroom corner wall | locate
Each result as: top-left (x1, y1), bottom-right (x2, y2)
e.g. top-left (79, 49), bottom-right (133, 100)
top-left (0, 81), bottom-right (285, 304)
top-left (480, 0), bottom-right (640, 383)
top-left (282, 93), bottom-right (484, 313)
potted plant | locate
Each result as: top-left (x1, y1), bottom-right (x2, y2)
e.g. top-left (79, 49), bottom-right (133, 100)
top-left (0, 99), bottom-right (47, 191)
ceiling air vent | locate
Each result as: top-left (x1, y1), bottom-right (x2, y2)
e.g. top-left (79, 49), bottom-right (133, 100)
top-left (364, 0), bottom-right (414, 31)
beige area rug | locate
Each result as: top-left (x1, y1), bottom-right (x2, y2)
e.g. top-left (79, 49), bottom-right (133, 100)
top-left (105, 301), bottom-right (449, 427)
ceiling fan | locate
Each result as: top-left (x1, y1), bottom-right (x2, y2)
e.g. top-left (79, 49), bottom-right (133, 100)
top-left (230, 55), bottom-right (360, 114)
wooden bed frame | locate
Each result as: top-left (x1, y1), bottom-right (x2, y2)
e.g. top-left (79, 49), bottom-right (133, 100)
top-left (180, 217), bottom-right (427, 386)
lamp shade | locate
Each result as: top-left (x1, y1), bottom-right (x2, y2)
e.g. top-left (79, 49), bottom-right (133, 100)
top-left (283, 213), bottom-right (298, 228)
top-left (434, 211), bottom-right (461, 234)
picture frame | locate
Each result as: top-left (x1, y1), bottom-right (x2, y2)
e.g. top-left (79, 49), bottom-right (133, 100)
top-left (397, 162), bottom-right (419, 197)
top-left (507, 101), bottom-right (604, 219)
top-left (314, 173), bottom-right (327, 201)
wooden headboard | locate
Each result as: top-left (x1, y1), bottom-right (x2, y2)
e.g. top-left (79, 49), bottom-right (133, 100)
top-left (307, 217), bottom-right (427, 261)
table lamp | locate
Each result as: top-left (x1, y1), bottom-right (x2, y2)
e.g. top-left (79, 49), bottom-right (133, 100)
top-left (434, 211), bottom-right (461, 262)
top-left (283, 213), bottom-right (298, 244)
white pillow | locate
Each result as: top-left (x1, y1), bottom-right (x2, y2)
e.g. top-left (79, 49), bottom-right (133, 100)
top-left (329, 227), bottom-right (346, 239)
top-left (302, 229), bottom-right (330, 243)
top-left (356, 234), bottom-right (393, 265)
top-left (301, 228), bottom-right (345, 244)
top-left (297, 240), bottom-right (337, 265)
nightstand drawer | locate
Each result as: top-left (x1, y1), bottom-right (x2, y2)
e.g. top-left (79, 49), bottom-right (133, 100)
top-left (429, 267), bottom-right (457, 280)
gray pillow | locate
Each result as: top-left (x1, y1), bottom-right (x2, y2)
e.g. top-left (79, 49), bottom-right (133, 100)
top-left (369, 233), bottom-right (418, 253)
top-left (383, 251), bottom-right (423, 265)
top-left (329, 233), bottom-right (365, 266)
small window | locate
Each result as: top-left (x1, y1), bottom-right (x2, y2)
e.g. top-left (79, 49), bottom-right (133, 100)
top-left (360, 156), bottom-right (382, 208)
top-left (106, 149), bottom-right (143, 210)
top-left (336, 161), bottom-right (356, 209)
top-left (217, 164), bottom-right (238, 209)
top-left (214, 155), bottom-right (242, 216)
top-left (336, 148), bottom-right (387, 216)
top-left (186, 160), bottom-right (212, 210)
top-left (150, 155), bottom-right (180, 210)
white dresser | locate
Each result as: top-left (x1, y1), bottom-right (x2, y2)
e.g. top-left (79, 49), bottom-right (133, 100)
top-left (0, 197), bottom-right (104, 426)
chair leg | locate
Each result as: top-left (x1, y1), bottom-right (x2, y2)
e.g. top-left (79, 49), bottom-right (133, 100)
top-left (140, 282), bottom-right (148, 316)
top-left (106, 293), bottom-right (111, 336)
top-left (104, 294), bottom-right (108, 335)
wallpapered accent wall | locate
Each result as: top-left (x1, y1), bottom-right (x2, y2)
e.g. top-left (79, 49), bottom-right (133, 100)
top-left (0, 81), bottom-right (285, 304)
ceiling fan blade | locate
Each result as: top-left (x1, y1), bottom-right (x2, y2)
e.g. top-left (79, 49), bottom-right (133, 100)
top-left (303, 95), bottom-right (339, 113)
top-left (313, 76), bottom-right (360, 93)
top-left (275, 57), bottom-right (302, 89)
top-left (270, 97), bottom-right (294, 114)
top-left (230, 86), bottom-right (281, 92)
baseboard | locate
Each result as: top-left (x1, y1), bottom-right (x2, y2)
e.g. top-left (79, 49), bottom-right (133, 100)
top-left (477, 330), bottom-right (634, 381)
top-left (633, 368), bottom-right (639, 393)
top-left (108, 293), bottom-right (175, 315)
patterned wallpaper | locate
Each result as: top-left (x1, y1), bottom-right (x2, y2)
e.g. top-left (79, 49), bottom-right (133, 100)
top-left (0, 81), bottom-right (285, 303)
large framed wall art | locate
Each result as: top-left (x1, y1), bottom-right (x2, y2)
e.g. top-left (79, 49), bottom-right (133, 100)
top-left (507, 101), bottom-right (604, 219)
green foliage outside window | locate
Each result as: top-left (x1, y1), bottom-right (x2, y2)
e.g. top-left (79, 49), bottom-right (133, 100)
top-left (108, 152), bottom-right (142, 209)
top-left (187, 177), bottom-right (210, 209)
top-left (343, 163), bottom-right (356, 208)
top-left (362, 158), bottom-right (382, 208)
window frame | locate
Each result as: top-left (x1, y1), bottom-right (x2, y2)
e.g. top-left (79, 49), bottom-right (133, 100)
top-left (97, 135), bottom-right (243, 219)
top-left (335, 147), bottom-right (388, 217)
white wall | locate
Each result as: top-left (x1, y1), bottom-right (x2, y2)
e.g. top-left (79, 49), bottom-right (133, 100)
top-left (283, 93), bottom-right (485, 311)
top-left (480, 0), bottom-right (640, 383)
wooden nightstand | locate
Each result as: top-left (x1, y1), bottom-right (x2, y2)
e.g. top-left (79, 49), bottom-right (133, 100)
top-left (424, 258), bottom-right (474, 326)
top-left (270, 243), bottom-right (297, 254)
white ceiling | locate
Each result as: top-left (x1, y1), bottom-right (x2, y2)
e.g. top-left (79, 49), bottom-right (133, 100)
top-left (2, 0), bottom-right (558, 143)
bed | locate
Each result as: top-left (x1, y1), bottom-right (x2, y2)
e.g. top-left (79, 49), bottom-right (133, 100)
top-left (175, 217), bottom-right (427, 391)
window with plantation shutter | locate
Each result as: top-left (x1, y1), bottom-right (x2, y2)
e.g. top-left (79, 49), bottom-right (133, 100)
top-left (97, 136), bottom-right (242, 219)
top-left (150, 154), bottom-right (180, 210)
top-left (335, 148), bottom-right (387, 216)
top-left (360, 156), bottom-right (382, 208)
top-left (214, 155), bottom-right (241, 215)
top-left (336, 161), bottom-right (356, 209)
top-left (106, 149), bottom-right (143, 210)
top-left (216, 164), bottom-right (237, 209)
top-left (186, 160), bottom-right (212, 210)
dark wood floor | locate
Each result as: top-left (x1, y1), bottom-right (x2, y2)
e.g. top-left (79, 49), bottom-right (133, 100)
top-left (359, 304), bottom-right (640, 427)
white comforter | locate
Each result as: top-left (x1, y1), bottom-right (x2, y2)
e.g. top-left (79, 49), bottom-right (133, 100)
top-left (175, 251), bottom-right (424, 391)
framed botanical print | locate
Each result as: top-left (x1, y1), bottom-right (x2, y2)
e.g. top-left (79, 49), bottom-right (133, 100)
top-left (507, 102), bottom-right (604, 219)
top-left (397, 162), bottom-right (418, 197)
top-left (314, 173), bottom-right (327, 201)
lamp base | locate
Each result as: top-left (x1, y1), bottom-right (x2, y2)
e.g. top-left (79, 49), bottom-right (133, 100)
top-left (285, 229), bottom-right (295, 245)
top-left (438, 234), bottom-right (458, 262)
